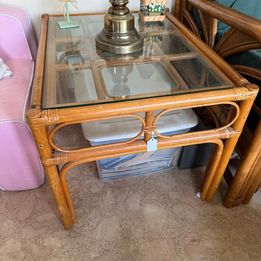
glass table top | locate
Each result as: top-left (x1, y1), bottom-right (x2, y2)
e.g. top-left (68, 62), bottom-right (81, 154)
top-left (42, 14), bottom-right (233, 109)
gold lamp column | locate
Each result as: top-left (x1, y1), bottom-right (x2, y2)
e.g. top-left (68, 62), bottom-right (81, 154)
top-left (96, 0), bottom-right (143, 54)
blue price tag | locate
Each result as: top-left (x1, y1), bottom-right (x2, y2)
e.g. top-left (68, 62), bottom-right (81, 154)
top-left (147, 138), bottom-right (158, 152)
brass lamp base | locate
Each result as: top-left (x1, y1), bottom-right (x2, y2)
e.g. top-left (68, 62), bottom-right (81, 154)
top-left (96, 0), bottom-right (143, 55)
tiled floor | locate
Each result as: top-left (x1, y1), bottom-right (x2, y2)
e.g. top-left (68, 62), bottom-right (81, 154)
top-left (0, 163), bottom-right (260, 261)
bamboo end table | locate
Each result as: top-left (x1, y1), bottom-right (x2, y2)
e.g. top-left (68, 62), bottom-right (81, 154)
top-left (28, 12), bottom-right (258, 229)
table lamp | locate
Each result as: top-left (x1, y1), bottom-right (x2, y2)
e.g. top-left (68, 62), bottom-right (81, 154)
top-left (96, 0), bottom-right (143, 54)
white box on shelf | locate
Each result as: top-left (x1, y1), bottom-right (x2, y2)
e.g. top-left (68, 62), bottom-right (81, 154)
top-left (81, 109), bottom-right (198, 181)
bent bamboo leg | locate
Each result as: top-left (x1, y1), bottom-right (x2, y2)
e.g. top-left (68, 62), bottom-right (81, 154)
top-left (201, 141), bottom-right (223, 200)
top-left (60, 163), bottom-right (77, 223)
top-left (28, 116), bottom-right (74, 229)
top-left (45, 165), bottom-right (74, 229)
top-left (205, 97), bottom-right (256, 202)
top-left (224, 120), bottom-right (261, 207)
top-left (205, 136), bottom-right (240, 201)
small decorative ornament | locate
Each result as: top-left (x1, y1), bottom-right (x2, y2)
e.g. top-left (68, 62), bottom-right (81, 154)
top-left (58, 0), bottom-right (80, 29)
top-left (139, 0), bottom-right (166, 23)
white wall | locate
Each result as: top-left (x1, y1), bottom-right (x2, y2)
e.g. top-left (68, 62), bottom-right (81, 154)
top-left (0, 0), bottom-right (175, 38)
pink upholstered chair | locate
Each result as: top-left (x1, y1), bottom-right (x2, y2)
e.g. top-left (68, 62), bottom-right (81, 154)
top-left (0, 4), bottom-right (44, 190)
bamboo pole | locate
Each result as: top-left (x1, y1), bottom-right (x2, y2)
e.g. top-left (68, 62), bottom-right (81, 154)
top-left (144, 111), bottom-right (154, 142)
top-left (27, 110), bottom-right (74, 229)
top-left (224, 120), bottom-right (261, 207)
top-left (31, 14), bottom-right (49, 107)
top-left (204, 95), bottom-right (257, 201)
top-left (44, 127), bottom-right (239, 165)
top-left (242, 162), bottom-right (261, 204)
top-left (187, 0), bottom-right (261, 42)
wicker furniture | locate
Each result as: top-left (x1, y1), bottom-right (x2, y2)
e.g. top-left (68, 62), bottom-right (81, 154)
top-left (29, 12), bottom-right (258, 229)
top-left (173, 0), bottom-right (261, 207)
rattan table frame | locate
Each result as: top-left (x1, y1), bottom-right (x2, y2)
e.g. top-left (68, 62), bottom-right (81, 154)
top-left (28, 13), bottom-right (258, 229)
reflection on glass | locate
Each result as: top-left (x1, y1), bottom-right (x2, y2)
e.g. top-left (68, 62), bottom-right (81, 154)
top-left (158, 33), bottom-right (192, 54)
top-left (56, 69), bottom-right (97, 105)
top-left (109, 66), bottom-right (132, 98)
top-left (102, 63), bottom-right (178, 97)
top-left (171, 58), bottom-right (225, 88)
top-left (57, 40), bottom-right (87, 66)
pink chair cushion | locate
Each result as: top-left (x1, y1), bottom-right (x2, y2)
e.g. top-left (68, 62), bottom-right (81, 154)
top-left (0, 5), bottom-right (37, 61)
top-left (0, 59), bottom-right (34, 121)
top-left (0, 4), bottom-right (44, 191)
top-left (0, 122), bottom-right (44, 191)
